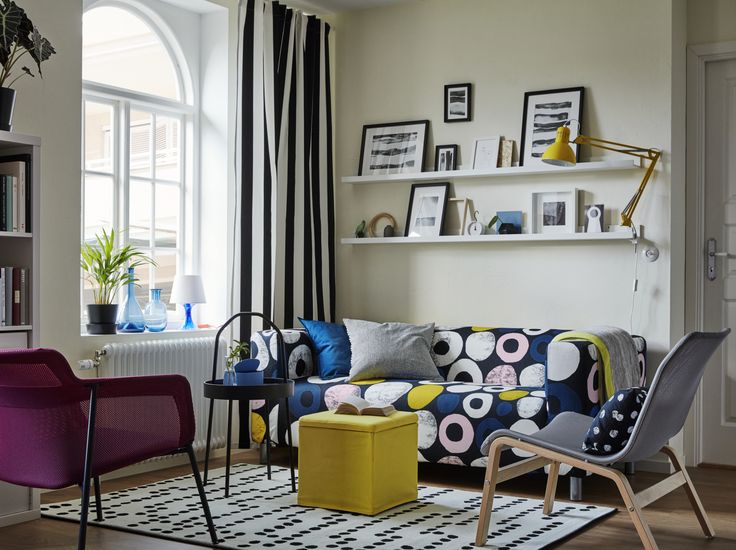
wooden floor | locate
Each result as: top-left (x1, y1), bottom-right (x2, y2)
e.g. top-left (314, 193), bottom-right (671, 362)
top-left (1, 449), bottom-right (735, 549)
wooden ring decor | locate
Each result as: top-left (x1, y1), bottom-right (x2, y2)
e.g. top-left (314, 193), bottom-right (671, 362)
top-left (367, 212), bottom-right (398, 237)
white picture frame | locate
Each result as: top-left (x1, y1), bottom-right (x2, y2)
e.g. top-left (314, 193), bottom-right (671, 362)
top-left (472, 136), bottom-right (501, 170)
top-left (530, 189), bottom-right (578, 234)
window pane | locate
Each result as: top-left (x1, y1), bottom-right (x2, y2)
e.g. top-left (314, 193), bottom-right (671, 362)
top-left (83, 174), bottom-right (114, 243)
top-left (155, 116), bottom-right (181, 181)
top-left (83, 7), bottom-right (181, 101)
top-left (153, 252), bottom-right (177, 311)
top-left (84, 101), bottom-right (114, 173)
top-left (130, 110), bottom-right (152, 178)
top-left (129, 179), bottom-right (151, 248)
top-left (155, 184), bottom-right (179, 248)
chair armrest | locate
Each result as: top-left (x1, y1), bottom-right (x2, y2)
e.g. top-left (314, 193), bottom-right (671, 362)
top-left (545, 339), bottom-right (600, 421)
top-left (250, 329), bottom-right (315, 379)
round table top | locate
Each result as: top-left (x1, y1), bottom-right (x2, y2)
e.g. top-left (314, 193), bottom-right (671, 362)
top-left (203, 378), bottom-right (295, 400)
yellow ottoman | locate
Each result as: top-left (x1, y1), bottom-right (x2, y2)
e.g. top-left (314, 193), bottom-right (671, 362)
top-left (298, 410), bottom-right (418, 515)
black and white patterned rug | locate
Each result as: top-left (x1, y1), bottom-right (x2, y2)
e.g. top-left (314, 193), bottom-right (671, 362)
top-left (42, 464), bottom-right (614, 549)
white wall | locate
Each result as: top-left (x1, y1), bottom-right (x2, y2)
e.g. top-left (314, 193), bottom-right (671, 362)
top-left (688, 0), bottom-right (736, 44)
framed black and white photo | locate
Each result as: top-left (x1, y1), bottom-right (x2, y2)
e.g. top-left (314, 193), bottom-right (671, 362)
top-left (530, 190), bottom-right (578, 234)
top-left (434, 144), bottom-right (458, 171)
top-left (405, 182), bottom-right (450, 238)
top-left (519, 87), bottom-right (584, 167)
top-left (358, 120), bottom-right (430, 176)
top-left (444, 83), bottom-right (471, 122)
top-left (472, 136), bottom-right (501, 170)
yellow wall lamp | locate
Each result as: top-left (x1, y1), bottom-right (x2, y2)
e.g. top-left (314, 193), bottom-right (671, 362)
top-left (541, 123), bottom-right (661, 228)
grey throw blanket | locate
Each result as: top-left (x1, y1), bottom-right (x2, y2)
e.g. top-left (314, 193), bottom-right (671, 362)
top-left (582, 325), bottom-right (640, 392)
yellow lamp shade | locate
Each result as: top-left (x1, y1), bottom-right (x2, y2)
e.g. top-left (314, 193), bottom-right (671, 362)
top-left (542, 126), bottom-right (577, 167)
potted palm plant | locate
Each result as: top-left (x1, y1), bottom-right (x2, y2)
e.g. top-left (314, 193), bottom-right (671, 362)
top-left (0, 1), bottom-right (56, 131)
top-left (81, 229), bottom-right (155, 334)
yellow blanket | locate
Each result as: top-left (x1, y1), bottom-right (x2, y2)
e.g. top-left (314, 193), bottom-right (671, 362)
top-left (551, 331), bottom-right (614, 403)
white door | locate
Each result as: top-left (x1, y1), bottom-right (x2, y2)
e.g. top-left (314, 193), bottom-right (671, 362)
top-left (701, 57), bottom-right (736, 467)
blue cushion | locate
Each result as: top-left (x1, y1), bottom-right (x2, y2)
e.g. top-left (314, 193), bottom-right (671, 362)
top-left (582, 387), bottom-right (647, 455)
top-left (299, 318), bottom-right (351, 379)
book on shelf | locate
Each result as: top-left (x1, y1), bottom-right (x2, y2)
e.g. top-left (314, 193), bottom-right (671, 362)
top-left (0, 267), bottom-right (29, 327)
top-left (0, 154), bottom-right (31, 233)
top-left (335, 395), bottom-right (396, 417)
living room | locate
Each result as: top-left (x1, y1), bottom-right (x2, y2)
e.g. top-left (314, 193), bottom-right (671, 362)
top-left (0, 0), bottom-right (735, 548)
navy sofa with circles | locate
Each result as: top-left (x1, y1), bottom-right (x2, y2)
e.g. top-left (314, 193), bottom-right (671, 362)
top-left (249, 326), bottom-right (646, 476)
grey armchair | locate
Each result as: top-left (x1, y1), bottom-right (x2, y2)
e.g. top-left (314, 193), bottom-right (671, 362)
top-left (475, 329), bottom-right (730, 550)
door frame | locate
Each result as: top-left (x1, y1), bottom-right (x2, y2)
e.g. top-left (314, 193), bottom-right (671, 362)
top-left (686, 41), bottom-right (736, 466)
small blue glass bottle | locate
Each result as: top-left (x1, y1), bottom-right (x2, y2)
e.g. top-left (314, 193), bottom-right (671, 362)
top-left (117, 267), bottom-right (145, 333)
top-left (144, 288), bottom-right (168, 332)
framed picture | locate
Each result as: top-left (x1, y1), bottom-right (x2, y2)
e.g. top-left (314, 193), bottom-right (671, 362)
top-left (472, 137), bottom-right (501, 170)
top-left (495, 210), bottom-right (523, 234)
top-left (405, 182), bottom-right (450, 237)
top-left (530, 190), bottom-right (578, 234)
top-left (519, 87), bottom-right (584, 167)
top-left (444, 83), bottom-right (471, 122)
top-left (435, 144), bottom-right (458, 171)
top-left (358, 120), bottom-right (430, 176)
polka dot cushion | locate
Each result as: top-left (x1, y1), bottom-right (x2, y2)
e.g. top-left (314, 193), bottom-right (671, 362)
top-left (582, 387), bottom-right (648, 455)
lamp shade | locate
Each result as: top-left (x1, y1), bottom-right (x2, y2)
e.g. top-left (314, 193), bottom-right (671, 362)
top-left (542, 125), bottom-right (577, 167)
top-left (170, 275), bottom-right (206, 305)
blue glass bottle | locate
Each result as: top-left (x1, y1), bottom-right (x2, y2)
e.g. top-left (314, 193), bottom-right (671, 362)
top-left (117, 267), bottom-right (145, 333)
top-left (144, 288), bottom-right (168, 332)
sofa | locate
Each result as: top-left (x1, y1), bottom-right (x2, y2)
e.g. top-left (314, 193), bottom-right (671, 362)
top-left (249, 326), bottom-right (646, 476)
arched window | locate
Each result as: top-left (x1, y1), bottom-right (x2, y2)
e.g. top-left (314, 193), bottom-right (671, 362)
top-left (82, 2), bottom-right (194, 315)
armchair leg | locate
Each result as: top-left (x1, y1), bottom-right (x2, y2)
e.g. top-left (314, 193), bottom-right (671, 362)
top-left (570, 476), bottom-right (583, 501)
top-left (186, 445), bottom-right (219, 545)
top-left (607, 468), bottom-right (658, 550)
top-left (93, 476), bottom-right (103, 522)
top-left (78, 385), bottom-right (98, 550)
top-left (543, 461), bottom-right (560, 515)
top-left (475, 440), bottom-right (503, 547)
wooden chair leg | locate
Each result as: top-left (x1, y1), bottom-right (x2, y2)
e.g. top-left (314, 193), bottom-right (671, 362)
top-left (661, 446), bottom-right (715, 539)
top-left (475, 440), bottom-right (503, 547)
top-left (606, 468), bottom-right (658, 550)
top-left (543, 461), bottom-right (560, 515)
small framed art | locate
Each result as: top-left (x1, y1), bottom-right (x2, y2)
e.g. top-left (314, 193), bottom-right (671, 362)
top-left (472, 137), bottom-right (501, 170)
top-left (530, 190), bottom-right (578, 234)
top-left (435, 144), bottom-right (458, 171)
top-left (405, 182), bottom-right (450, 238)
top-left (519, 86), bottom-right (584, 167)
top-left (444, 83), bottom-right (472, 122)
top-left (358, 120), bottom-right (430, 176)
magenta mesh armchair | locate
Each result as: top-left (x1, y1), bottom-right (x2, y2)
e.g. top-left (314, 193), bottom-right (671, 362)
top-left (0, 348), bottom-right (218, 549)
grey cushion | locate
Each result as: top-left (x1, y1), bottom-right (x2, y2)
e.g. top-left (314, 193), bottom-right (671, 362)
top-left (344, 318), bottom-right (442, 382)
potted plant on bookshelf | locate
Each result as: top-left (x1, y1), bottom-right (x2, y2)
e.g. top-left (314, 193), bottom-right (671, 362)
top-left (81, 228), bottom-right (155, 335)
top-left (0, 1), bottom-right (56, 131)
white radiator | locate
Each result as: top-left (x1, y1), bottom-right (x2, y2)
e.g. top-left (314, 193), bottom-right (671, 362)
top-left (102, 337), bottom-right (228, 454)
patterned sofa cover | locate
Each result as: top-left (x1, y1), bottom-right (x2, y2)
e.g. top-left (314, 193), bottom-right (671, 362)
top-left (249, 326), bottom-right (646, 470)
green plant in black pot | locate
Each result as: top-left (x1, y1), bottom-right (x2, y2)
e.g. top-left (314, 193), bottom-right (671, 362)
top-left (0, 0), bottom-right (56, 131)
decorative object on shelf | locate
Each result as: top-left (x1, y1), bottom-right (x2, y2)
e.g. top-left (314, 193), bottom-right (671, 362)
top-left (499, 138), bottom-right (515, 168)
top-left (447, 198), bottom-right (471, 236)
top-left (354, 220), bottom-right (366, 238)
top-left (367, 212), bottom-right (397, 237)
top-left (80, 228), bottom-right (155, 335)
top-left (542, 123), bottom-right (661, 227)
top-left (520, 87), bottom-right (584, 167)
top-left (472, 136), bottom-right (501, 170)
top-left (404, 182), bottom-right (450, 238)
top-left (434, 144), bottom-right (457, 171)
top-left (584, 204), bottom-right (604, 233)
top-left (531, 190), bottom-right (578, 234)
top-left (358, 120), bottom-right (429, 176)
top-left (171, 274), bottom-right (206, 330)
top-left (117, 267), bottom-right (146, 333)
top-left (495, 211), bottom-right (523, 234)
top-left (0, 2), bottom-right (56, 131)
top-left (444, 82), bottom-right (471, 122)
top-left (143, 288), bottom-right (168, 332)
top-left (224, 340), bottom-right (260, 385)
top-left (466, 211), bottom-right (485, 236)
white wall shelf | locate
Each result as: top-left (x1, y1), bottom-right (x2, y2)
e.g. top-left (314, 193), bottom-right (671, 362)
top-left (0, 325), bottom-right (32, 332)
top-left (341, 228), bottom-right (638, 245)
top-left (342, 159), bottom-right (637, 185)
top-left (0, 232), bottom-right (32, 239)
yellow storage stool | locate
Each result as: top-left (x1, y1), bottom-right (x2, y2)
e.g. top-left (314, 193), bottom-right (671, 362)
top-left (298, 410), bottom-right (418, 515)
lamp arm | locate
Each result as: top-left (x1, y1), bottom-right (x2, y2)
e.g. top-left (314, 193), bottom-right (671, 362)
top-left (574, 134), bottom-right (660, 161)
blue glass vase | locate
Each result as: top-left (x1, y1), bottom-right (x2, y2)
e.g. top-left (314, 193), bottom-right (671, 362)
top-left (117, 267), bottom-right (145, 333)
top-left (144, 288), bottom-right (168, 332)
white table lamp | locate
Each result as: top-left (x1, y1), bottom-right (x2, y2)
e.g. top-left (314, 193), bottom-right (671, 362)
top-left (170, 275), bottom-right (206, 330)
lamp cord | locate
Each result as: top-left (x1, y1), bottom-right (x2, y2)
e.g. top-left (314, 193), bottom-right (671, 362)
top-left (630, 222), bottom-right (639, 334)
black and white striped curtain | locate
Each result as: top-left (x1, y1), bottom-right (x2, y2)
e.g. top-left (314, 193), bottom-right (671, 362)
top-left (239, 0), bottom-right (336, 336)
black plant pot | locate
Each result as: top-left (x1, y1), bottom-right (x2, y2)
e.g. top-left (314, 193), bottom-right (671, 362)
top-left (87, 304), bottom-right (118, 334)
top-left (0, 87), bottom-right (16, 132)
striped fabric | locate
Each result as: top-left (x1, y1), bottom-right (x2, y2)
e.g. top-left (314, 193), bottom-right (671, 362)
top-left (239, 0), bottom-right (336, 339)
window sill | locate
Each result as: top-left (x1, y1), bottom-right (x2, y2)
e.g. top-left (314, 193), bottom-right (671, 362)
top-left (80, 327), bottom-right (218, 340)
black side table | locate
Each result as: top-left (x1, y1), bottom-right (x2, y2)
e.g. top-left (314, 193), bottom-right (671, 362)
top-left (202, 312), bottom-right (296, 497)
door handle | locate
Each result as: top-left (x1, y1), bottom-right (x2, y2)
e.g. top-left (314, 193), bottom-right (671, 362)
top-left (707, 238), bottom-right (731, 281)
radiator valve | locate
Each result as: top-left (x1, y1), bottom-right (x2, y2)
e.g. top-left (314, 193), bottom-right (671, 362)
top-left (77, 349), bottom-right (107, 370)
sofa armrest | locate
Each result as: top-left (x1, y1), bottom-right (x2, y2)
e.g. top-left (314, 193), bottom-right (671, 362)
top-left (250, 329), bottom-right (315, 380)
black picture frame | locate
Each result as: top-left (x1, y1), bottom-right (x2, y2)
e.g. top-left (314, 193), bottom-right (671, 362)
top-left (444, 83), bottom-right (472, 123)
top-left (519, 86), bottom-right (584, 167)
top-left (404, 182), bottom-right (450, 238)
top-left (358, 120), bottom-right (430, 176)
top-left (434, 144), bottom-right (458, 171)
